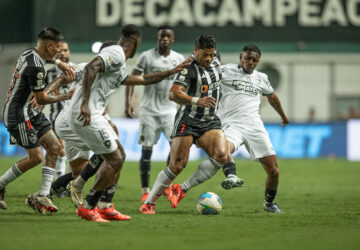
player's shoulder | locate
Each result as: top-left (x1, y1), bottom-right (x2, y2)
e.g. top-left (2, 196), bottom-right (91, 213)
top-left (170, 50), bottom-right (185, 60)
top-left (253, 70), bottom-right (269, 81)
top-left (23, 49), bottom-right (45, 69)
top-left (139, 48), bottom-right (156, 57)
top-left (100, 45), bottom-right (125, 57)
top-left (222, 63), bottom-right (238, 71)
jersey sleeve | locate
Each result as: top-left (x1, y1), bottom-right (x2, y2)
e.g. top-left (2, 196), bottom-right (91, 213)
top-left (174, 65), bottom-right (192, 88)
top-left (133, 52), bottom-right (147, 73)
top-left (26, 66), bottom-right (46, 92)
top-left (97, 46), bottom-right (126, 73)
top-left (260, 74), bottom-right (274, 96)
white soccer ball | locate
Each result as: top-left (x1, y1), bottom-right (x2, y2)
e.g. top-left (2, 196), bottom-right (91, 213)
top-left (196, 192), bottom-right (222, 215)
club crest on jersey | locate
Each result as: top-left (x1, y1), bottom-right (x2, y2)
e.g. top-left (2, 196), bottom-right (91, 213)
top-left (37, 72), bottom-right (44, 80)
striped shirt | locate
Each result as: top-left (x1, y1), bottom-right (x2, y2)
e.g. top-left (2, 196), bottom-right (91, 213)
top-left (173, 57), bottom-right (222, 121)
top-left (3, 48), bottom-right (46, 128)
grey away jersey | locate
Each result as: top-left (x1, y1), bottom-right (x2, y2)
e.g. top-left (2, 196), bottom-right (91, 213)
top-left (218, 64), bottom-right (274, 125)
top-left (173, 56), bottom-right (222, 121)
top-left (134, 48), bottom-right (184, 116)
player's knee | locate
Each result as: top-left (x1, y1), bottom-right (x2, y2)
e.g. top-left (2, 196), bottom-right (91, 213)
top-left (171, 157), bottom-right (187, 174)
top-left (30, 153), bottom-right (43, 165)
top-left (212, 149), bottom-right (228, 164)
top-left (48, 142), bottom-right (61, 156)
top-left (59, 148), bottom-right (65, 157)
top-left (269, 166), bottom-right (279, 179)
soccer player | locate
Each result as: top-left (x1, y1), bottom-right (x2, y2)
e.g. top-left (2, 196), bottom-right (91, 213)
top-left (176, 44), bottom-right (289, 213)
top-left (45, 41), bottom-right (74, 182)
top-left (125, 25), bottom-right (185, 202)
top-left (139, 35), bottom-right (243, 215)
top-left (67, 24), bottom-right (190, 222)
top-left (0, 28), bottom-right (75, 213)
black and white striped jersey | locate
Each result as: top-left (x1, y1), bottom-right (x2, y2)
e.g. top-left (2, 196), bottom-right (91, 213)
top-left (45, 63), bottom-right (74, 123)
top-left (173, 57), bottom-right (222, 121)
top-left (3, 48), bottom-right (46, 128)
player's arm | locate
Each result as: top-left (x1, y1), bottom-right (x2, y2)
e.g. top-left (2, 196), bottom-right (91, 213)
top-left (32, 88), bottom-right (74, 105)
top-left (125, 69), bottom-right (141, 118)
top-left (267, 93), bottom-right (290, 127)
top-left (169, 84), bottom-right (216, 108)
top-left (47, 59), bottom-right (75, 79)
top-left (122, 58), bottom-right (191, 86)
top-left (44, 74), bottom-right (74, 95)
top-left (77, 57), bottom-right (103, 126)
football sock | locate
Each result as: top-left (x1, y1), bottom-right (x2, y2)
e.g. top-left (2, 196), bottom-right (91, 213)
top-left (140, 148), bottom-right (152, 189)
top-left (222, 162), bottom-right (237, 177)
top-left (80, 154), bottom-right (104, 181)
top-left (54, 156), bottom-right (66, 180)
top-left (166, 152), bottom-right (170, 167)
top-left (98, 184), bottom-right (117, 209)
top-left (83, 189), bottom-right (103, 209)
top-left (145, 167), bottom-right (176, 204)
top-left (265, 189), bottom-right (277, 205)
top-left (0, 164), bottom-right (23, 189)
top-left (39, 166), bottom-right (55, 196)
top-left (181, 158), bottom-right (221, 192)
top-left (50, 172), bottom-right (74, 195)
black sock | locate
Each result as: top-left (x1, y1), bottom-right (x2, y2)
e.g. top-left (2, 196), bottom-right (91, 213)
top-left (140, 148), bottom-right (152, 188)
top-left (99, 184), bottom-right (117, 203)
top-left (50, 173), bottom-right (74, 195)
top-left (80, 154), bottom-right (104, 181)
top-left (166, 152), bottom-right (170, 167)
top-left (84, 189), bottom-right (103, 209)
top-left (265, 189), bottom-right (277, 204)
top-left (222, 162), bottom-right (236, 177)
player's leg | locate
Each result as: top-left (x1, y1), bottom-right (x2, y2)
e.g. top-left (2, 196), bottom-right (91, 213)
top-left (139, 146), bottom-right (153, 201)
top-left (260, 155), bottom-right (282, 213)
top-left (0, 146), bottom-right (43, 210)
top-left (54, 138), bottom-right (67, 180)
top-left (139, 135), bottom-right (193, 214)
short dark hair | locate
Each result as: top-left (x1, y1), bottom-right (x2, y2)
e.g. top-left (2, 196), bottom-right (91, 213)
top-left (243, 44), bottom-right (261, 56)
top-left (158, 25), bottom-right (173, 31)
top-left (121, 24), bottom-right (141, 39)
top-left (37, 28), bottom-right (64, 42)
top-left (195, 35), bottom-right (216, 49)
top-left (99, 40), bottom-right (116, 52)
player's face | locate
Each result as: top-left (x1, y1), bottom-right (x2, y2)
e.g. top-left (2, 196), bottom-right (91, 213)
top-left (240, 50), bottom-right (260, 74)
top-left (47, 41), bottom-right (62, 59)
top-left (157, 29), bottom-right (174, 49)
top-left (56, 42), bottom-right (70, 63)
top-left (194, 47), bottom-right (215, 67)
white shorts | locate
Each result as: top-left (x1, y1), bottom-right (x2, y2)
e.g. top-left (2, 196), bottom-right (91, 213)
top-left (223, 122), bottom-right (275, 161)
top-left (138, 114), bottom-right (174, 147)
top-left (55, 111), bottom-right (90, 162)
top-left (68, 113), bottom-right (118, 155)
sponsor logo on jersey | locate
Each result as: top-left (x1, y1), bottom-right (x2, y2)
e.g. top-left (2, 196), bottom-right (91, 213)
top-left (201, 81), bottom-right (220, 93)
top-left (232, 80), bottom-right (259, 96)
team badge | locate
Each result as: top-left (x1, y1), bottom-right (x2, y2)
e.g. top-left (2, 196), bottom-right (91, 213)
top-left (163, 60), bottom-right (168, 65)
top-left (37, 72), bottom-right (44, 80)
top-left (181, 69), bottom-right (188, 75)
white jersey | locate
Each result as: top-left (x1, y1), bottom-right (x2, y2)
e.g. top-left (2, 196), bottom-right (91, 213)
top-left (218, 64), bottom-right (274, 126)
top-left (134, 48), bottom-right (184, 116)
top-left (69, 45), bottom-right (128, 117)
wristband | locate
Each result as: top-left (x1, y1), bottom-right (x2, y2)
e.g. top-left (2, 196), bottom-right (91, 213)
top-left (191, 97), bottom-right (199, 105)
top-left (103, 113), bottom-right (111, 121)
top-left (55, 59), bottom-right (61, 66)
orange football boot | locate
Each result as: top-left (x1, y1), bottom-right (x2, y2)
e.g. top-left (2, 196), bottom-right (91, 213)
top-left (76, 205), bottom-right (109, 222)
top-left (97, 204), bottom-right (131, 221)
top-left (170, 184), bottom-right (186, 209)
top-left (139, 203), bottom-right (155, 214)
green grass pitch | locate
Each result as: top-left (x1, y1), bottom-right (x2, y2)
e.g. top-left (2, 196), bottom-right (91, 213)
top-left (0, 157), bottom-right (359, 250)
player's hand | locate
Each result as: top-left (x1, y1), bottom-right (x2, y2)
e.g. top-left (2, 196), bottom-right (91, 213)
top-left (30, 98), bottom-right (44, 111)
top-left (281, 116), bottom-right (290, 127)
top-left (58, 61), bottom-right (75, 79)
top-left (197, 96), bottom-right (216, 108)
top-left (170, 58), bottom-right (192, 74)
top-left (77, 102), bottom-right (91, 126)
top-left (108, 120), bottom-right (119, 136)
top-left (125, 104), bottom-right (135, 118)
top-left (62, 72), bottom-right (76, 84)
top-left (66, 88), bottom-right (76, 100)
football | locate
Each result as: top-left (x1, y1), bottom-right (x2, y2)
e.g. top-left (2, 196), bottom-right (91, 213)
top-left (196, 192), bottom-right (222, 215)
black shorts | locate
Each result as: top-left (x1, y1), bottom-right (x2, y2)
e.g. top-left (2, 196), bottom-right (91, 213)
top-left (8, 113), bottom-right (52, 149)
top-left (171, 112), bottom-right (222, 141)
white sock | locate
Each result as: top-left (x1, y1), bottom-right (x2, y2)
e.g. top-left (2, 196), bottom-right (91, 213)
top-left (54, 156), bottom-right (66, 180)
top-left (0, 164), bottom-right (23, 189)
top-left (141, 187), bottom-right (150, 195)
top-left (39, 166), bottom-right (55, 196)
top-left (181, 158), bottom-right (221, 192)
top-left (145, 167), bottom-right (176, 204)
top-left (97, 201), bottom-right (112, 209)
top-left (73, 176), bottom-right (86, 190)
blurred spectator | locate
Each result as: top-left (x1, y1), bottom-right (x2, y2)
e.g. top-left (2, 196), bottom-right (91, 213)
top-left (347, 106), bottom-right (360, 119)
top-left (308, 107), bottom-right (316, 122)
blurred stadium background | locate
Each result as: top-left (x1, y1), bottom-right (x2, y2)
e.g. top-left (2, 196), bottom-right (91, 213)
top-left (0, 0), bottom-right (359, 161)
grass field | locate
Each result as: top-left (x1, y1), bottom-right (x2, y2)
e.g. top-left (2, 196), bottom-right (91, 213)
top-left (0, 157), bottom-right (359, 250)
